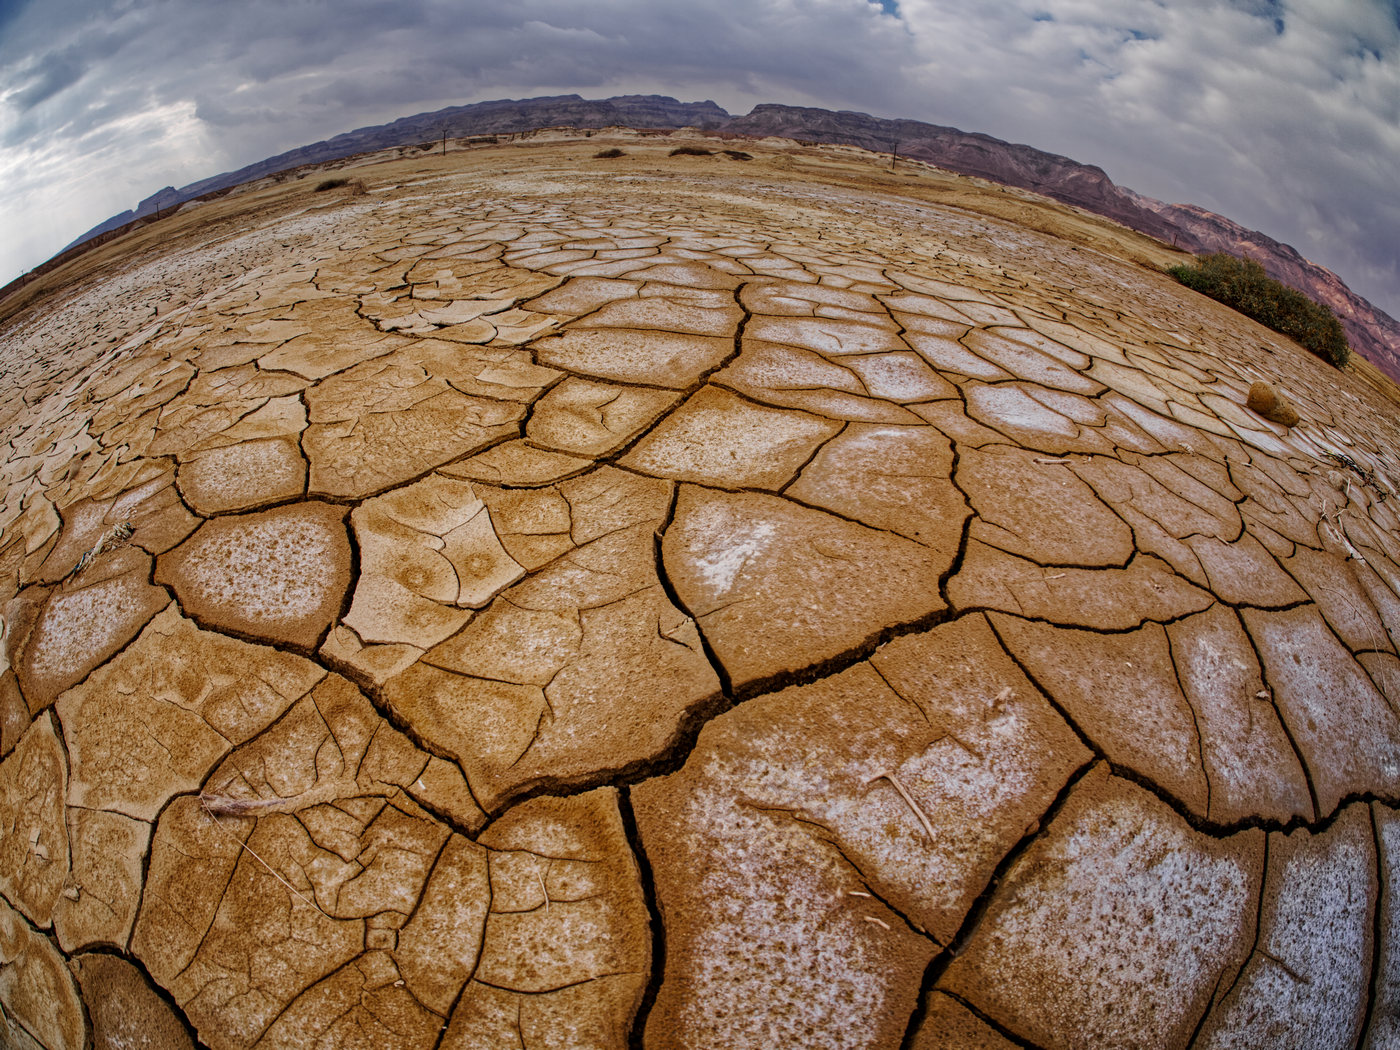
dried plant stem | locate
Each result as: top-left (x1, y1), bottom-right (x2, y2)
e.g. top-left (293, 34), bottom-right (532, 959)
top-left (865, 771), bottom-right (937, 841)
top-left (67, 521), bottom-right (135, 581)
top-left (198, 798), bottom-right (327, 916)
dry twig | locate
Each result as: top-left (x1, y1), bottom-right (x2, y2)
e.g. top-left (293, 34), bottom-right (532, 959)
top-left (198, 795), bottom-right (327, 916)
top-left (865, 771), bottom-right (936, 841)
top-left (66, 521), bottom-right (135, 581)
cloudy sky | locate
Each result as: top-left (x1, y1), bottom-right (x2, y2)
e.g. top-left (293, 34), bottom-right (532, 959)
top-left (2, 0), bottom-right (1397, 316)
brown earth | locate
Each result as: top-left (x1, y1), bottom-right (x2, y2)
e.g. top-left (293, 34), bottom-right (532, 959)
top-left (17, 94), bottom-right (1394, 386)
top-left (1, 132), bottom-right (1399, 1049)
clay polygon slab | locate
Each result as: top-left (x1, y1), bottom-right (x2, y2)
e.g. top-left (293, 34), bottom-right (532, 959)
top-left (156, 501), bottom-right (351, 650)
top-left (663, 486), bottom-right (947, 690)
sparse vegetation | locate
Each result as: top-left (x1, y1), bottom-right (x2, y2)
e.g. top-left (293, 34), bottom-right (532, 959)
top-left (313, 178), bottom-right (350, 192)
top-left (593, 148), bottom-right (626, 159)
top-left (1168, 252), bottom-right (1350, 368)
top-left (723, 150), bottom-right (753, 161)
top-left (1324, 450), bottom-right (1392, 502)
top-left (669, 146), bottom-right (714, 157)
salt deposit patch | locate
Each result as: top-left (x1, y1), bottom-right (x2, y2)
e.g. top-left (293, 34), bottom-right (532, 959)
top-left (622, 385), bottom-right (841, 490)
top-left (942, 766), bottom-right (1263, 1050)
top-left (156, 502), bottom-right (351, 650)
top-left (692, 515), bottom-right (777, 595)
top-left (13, 549), bottom-right (169, 711)
top-left (177, 437), bottom-right (306, 515)
top-left (185, 521), bottom-right (326, 617)
top-left (965, 383), bottom-right (1078, 440)
top-left (664, 487), bottom-right (947, 688)
top-left (1196, 804), bottom-right (1375, 1050)
top-left (633, 627), bottom-right (1085, 1048)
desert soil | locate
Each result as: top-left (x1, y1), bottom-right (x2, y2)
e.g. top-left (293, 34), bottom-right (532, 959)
top-left (2, 131), bottom-right (1399, 1050)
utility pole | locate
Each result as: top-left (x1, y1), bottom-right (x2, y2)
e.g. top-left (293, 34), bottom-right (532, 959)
top-left (891, 140), bottom-right (898, 171)
top-left (441, 129), bottom-right (447, 157)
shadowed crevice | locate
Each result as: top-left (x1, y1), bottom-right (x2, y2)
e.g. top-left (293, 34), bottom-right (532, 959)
top-left (900, 758), bottom-right (1095, 1050)
top-left (618, 786), bottom-right (665, 1050)
top-left (1360, 802), bottom-right (1386, 1049)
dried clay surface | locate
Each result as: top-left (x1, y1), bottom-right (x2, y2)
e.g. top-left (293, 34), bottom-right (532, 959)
top-left (1, 131), bottom-right (1399, 1049)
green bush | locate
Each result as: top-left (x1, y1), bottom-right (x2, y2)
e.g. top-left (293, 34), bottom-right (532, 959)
top-left (1167, 253), bottom-right (1350, 368)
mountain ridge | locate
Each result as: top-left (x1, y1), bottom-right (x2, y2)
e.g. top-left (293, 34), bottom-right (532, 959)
top-left (24, 92), bottom-right (1400, 381)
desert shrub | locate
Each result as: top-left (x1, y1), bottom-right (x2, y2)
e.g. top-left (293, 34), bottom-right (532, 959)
top-left (669, 146), bottom-right (714, 157)
top-left (723, 150), bottom-right (753, 161)
top-left (313, 178), bottom-right (350, 192)
top-left (593, 148), bottom-right (626, 158)
top-left (1168, 253), bottom-right (1350, 367)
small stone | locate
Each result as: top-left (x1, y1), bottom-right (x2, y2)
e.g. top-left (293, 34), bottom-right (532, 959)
top-left (1246, 381), bottom-right (1301, 427)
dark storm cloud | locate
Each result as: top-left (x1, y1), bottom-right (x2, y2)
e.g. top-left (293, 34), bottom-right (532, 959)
top-left (8, 46), bottom-right (88, 111)
top-left (1, 0), bottom-right (1397, 318)
top-left (0, 0), bottom-right (30, 36)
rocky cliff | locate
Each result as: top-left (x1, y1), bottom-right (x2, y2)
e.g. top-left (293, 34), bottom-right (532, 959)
top-left (722, 104), bottom-right (1187, 246)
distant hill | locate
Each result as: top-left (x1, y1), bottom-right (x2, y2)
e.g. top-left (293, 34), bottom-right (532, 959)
top-left (31, 93), bottom-right (1400, 382)
top-left (57, 95), bottom-right (730, 251)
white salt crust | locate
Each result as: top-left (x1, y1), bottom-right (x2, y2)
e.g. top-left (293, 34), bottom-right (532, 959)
top-left (182, 516), bottom-right (337, 624)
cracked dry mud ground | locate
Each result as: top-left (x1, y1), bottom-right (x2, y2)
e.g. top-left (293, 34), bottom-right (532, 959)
top-left (1, 133), bottom-right (1399, 1050)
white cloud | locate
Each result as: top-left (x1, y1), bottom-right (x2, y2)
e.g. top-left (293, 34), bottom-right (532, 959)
top-left (0, 0), bottom-right (1396, 316)
top-left (889, 0), bottom-right (1400, 312)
